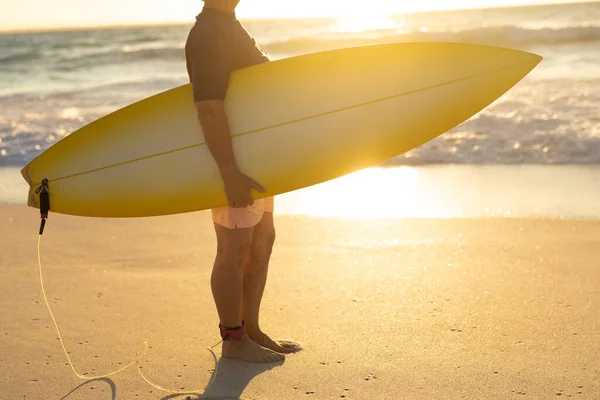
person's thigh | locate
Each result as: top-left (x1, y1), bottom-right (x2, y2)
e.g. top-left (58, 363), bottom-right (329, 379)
top-left (213, 223), bottom-right (255, 260)
top-left (254, 196), bottom-right (275, 240)
top-left (263, 196), bottom-right (274, 213)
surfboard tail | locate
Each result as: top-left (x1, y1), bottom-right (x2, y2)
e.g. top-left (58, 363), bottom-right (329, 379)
top-left (21, 164), bottom-right (39, 209)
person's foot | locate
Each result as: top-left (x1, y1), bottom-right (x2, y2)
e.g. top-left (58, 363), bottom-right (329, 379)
top-left (222, 335), bottom-right (285, 363)
top-left (248, 329), bottom-right (302, 354)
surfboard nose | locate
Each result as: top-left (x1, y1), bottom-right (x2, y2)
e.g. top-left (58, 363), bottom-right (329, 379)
top-left (519, 49), bottom-right (543, 65)
top-left (468, 43), bottom-right (542, 74)
top-left (476, 44), bottom-right (542, 70)
top-left (413, 42), bottom-right (543, 78)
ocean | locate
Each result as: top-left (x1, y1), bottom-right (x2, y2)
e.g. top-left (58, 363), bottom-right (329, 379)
top-left (1, 2), bottom-right (599, 217)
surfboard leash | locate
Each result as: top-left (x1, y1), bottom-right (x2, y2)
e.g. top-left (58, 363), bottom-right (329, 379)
top-left (35, 179), bottom-right (222, 395)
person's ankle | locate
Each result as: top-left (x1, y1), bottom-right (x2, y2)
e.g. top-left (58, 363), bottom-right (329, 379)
top-left (222, 334), bottom-right (248, 346)
top-left (245, 321), bottom-right (262, 335)
top-left (219, 320), bottom-right (246, 341)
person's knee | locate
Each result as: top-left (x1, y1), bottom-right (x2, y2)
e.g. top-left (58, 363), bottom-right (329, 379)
top-left (215, 250), bottom-right (247, 271)
top-left (255, 212), bottom-right (275, 247)
top-left (250, 228), bottom-right (276, 266)
top-left (215, 232), bottom-right (253, 269)
top-left (262, 227), bottom-right (276, 248)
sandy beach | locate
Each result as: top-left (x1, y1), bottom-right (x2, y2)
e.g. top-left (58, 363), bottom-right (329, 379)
top-left (1, 204), bottom-right (599, 399)
top-left (2, 0), bottom-right (600, 398)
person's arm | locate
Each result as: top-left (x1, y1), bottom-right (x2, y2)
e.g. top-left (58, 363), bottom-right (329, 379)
top-left (188, 36), bottom-right (264, 208)
top-left (195, 99), bottom-right (264, 208)
top-left (195, 99), bottom-right (238, 176)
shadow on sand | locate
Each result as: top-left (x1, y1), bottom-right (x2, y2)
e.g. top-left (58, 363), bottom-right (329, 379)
top-left (60, 377), bottom-right (117, 400)
top-left (59, 355), bottom-right (283, 400)
top-left (161, 357), bottom-right (285, 400)
top-left (61, 358), bottom-right (285, 400)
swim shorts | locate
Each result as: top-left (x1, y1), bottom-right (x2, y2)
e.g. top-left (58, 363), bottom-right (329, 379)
top-left (212, 196), bottom-right (274, 229)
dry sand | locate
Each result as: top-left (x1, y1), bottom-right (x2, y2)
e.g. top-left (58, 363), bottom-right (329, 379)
top-left (1, 204), bottom-right (599, 399)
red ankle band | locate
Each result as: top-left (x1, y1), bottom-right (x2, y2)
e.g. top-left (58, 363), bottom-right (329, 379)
top-left (219, 320), bottom-right (246, 341)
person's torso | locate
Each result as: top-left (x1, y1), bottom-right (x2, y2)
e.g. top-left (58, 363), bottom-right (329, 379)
top-left (185, 8), bottom-right (269, 82)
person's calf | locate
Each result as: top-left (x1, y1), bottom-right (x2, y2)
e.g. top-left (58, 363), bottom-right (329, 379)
top-left (211, 253), bottom-right (248, 328)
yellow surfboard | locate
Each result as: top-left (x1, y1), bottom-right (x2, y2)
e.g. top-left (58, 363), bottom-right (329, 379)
top-left (21, 42), bottom-right (541, 218)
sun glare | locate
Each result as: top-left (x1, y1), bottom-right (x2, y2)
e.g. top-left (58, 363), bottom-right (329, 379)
top-left (1, 0), bottom-right (590, 31)
top-left (275, 168), bottom-right (453, 219)
top-left (333, 12), bottom-right (396, 33)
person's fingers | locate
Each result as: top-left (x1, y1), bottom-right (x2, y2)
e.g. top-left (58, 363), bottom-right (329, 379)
top-left (234, 196), bottom-right (248, 208)
top-left (247, 177), bottom-right (265, 193)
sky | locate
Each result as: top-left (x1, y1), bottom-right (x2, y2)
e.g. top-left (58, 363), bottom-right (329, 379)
top-left (0, 0), bottom-right (595, 31)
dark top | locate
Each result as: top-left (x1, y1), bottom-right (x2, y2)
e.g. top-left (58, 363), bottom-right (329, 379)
top-left (185, 7), bottom-right (270, 102)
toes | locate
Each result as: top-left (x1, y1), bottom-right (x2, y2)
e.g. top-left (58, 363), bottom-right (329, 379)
top-left (277, 340), bottom-right (303, 351)
top-left (281, 348), bottom-right (299, 354)
top-left (265, 351), bottom-right (285, 363)
top-left (272, 344), bottom-right (298, 354)
top-left (280, 342), bottom-right (300, 348)
top-left (273, 350), bottom-right (285, 361)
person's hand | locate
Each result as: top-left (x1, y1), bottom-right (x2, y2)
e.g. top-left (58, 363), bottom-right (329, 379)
top-left (221, 168), bottom-right (265, 208)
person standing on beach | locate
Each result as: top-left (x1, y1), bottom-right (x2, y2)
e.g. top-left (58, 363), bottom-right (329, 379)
top-left (185, 0), bottom-right (301, 363)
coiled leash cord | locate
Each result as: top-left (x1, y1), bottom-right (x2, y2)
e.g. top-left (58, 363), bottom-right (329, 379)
top-left (36, 179), bottom-right (221, 395)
